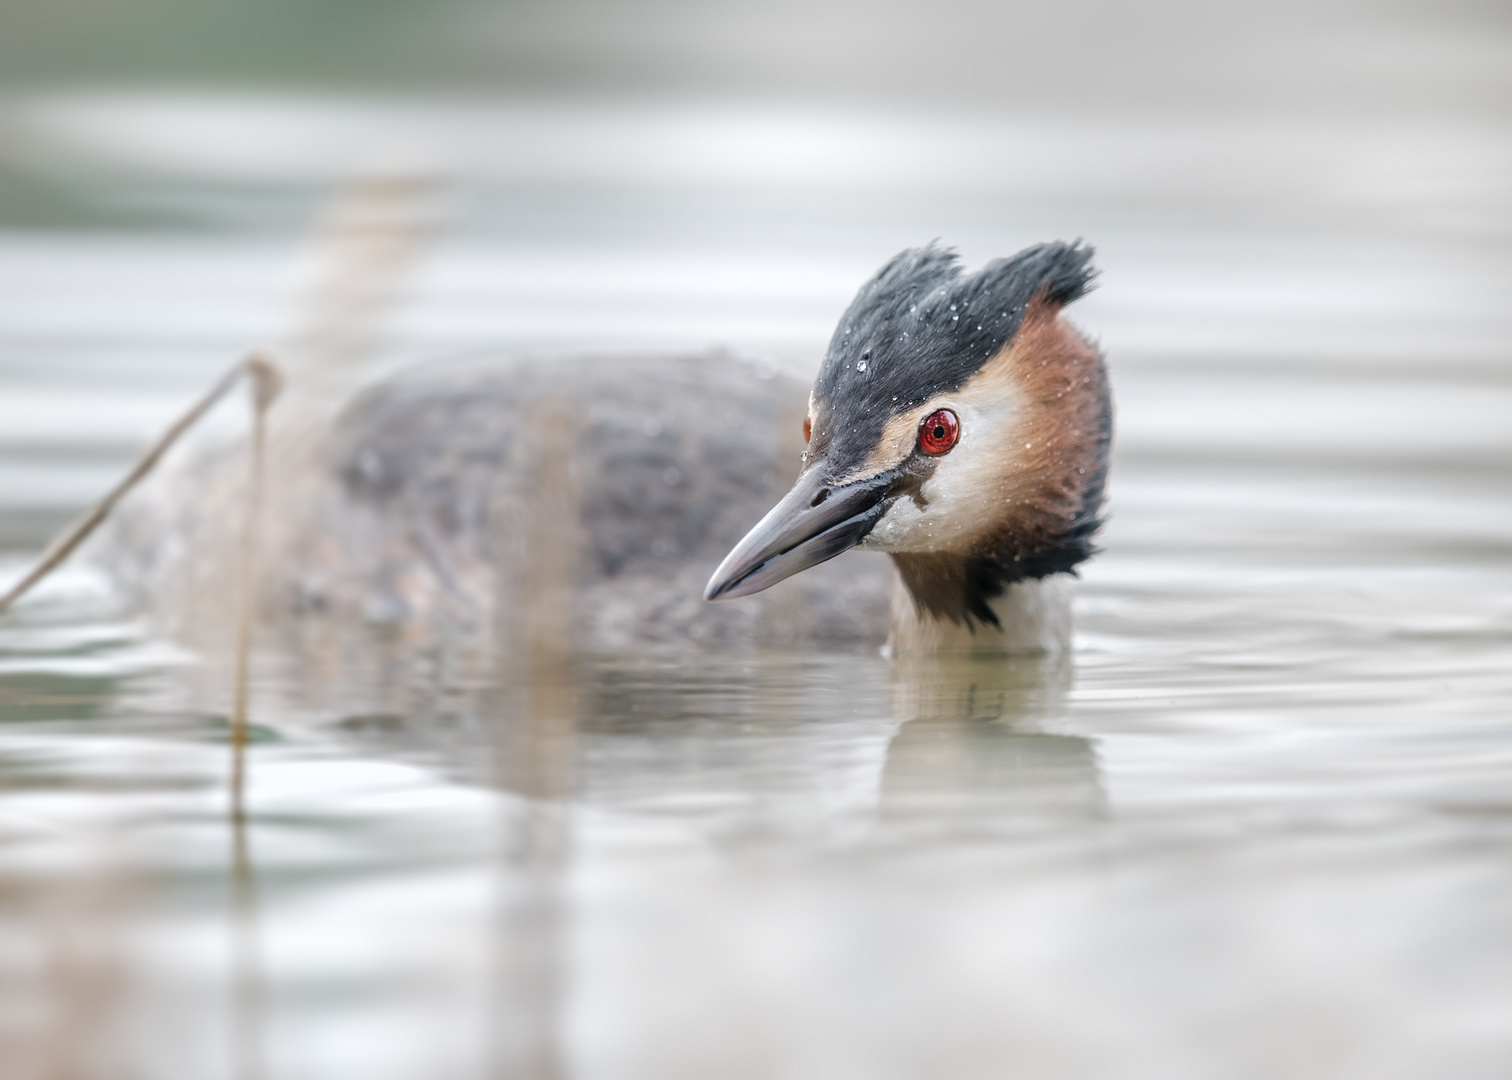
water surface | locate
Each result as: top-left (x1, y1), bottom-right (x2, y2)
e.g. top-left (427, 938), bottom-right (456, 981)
top-left (1, 98), bottom-right (1510, 1079)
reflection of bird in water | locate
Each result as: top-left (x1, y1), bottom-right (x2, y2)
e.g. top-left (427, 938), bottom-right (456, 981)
top-left (879, 652), bottom-right (1103, 826)
top-left (98, 241), bottom-right (1110, 658)
top-left (327, 649), bottom-right (1102, 839)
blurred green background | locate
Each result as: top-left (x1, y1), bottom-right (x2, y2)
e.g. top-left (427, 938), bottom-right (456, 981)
top-left (2, 0), bottom-right (1508, 237)
top-left (2, 0), bottom-right (1507, 108)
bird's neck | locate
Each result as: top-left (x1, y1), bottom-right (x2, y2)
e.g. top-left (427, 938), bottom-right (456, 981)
top-left (885, 553), bottom-right (1073, 655)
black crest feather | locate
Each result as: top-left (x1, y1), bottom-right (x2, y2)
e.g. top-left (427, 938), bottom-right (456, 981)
top-left (811, 241), bottom-right (1096, 477)
top-left (811, 241), bottom-right (1108, 627)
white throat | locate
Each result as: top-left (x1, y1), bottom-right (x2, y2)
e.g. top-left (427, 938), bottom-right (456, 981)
top-left (884, 572), bottom-right (1073, 656)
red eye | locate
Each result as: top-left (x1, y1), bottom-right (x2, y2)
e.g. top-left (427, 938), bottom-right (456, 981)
top-left (918, 408), bottom-right (960, 455)
top-left (803, 416), bottom-right (812, 444)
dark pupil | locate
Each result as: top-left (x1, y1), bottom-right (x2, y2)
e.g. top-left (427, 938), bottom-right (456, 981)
top-left (932, 425), bottom-right (945, 439)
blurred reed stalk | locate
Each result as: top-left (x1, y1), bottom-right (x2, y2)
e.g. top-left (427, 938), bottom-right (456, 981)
top-left (230, 782), bottom-right (267, 1080)
top-left (230, 358), bottom-right (282, 824)
top-left (487, 393), bottom-right (582, 1080)
top-left (0, 355), bottom-right (281, 618)
top-left (287, 167), bottom-right (438, 407)
top-left (222, 357), bottom-right (282, 1080)
top-left (0, 354), bottom-right (281, 1080)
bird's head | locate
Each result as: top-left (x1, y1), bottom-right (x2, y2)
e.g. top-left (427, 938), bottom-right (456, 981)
top-left (704, 241), bottom-right (1111, 628)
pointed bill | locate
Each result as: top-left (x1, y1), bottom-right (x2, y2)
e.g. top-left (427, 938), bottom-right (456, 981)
top-left (703, 467), bottom-right (894, 601)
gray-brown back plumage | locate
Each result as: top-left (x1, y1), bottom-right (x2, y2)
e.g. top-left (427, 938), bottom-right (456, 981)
top-left (94, 352), bottom-right (893, 659)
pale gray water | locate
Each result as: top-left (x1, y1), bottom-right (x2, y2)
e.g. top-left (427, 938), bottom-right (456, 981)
top-left (1, 96), bottom-right (1511, 1079)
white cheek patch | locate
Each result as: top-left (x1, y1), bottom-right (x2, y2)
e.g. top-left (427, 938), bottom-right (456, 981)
top-left (860, 496), bottom-right (927, 552)
top-left (859, 387), bottom-right (1029, 553)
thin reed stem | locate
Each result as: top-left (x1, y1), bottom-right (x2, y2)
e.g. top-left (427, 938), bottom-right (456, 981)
top-left (230, 357), bottom-right (281, 825)
top-left (0, 354), bottom-right (280, 615)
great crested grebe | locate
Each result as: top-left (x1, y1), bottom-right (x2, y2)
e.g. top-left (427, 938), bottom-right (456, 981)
top-left (90, 241), bottom-right (1109, 657)
top-left (707, 241), bottom-right (1109, 654)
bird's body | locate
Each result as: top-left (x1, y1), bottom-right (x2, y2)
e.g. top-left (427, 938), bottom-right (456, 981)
top-left (95, 242), bottom-right (1110, 658)
top-left (98, 351), bottom-right (897, 653)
